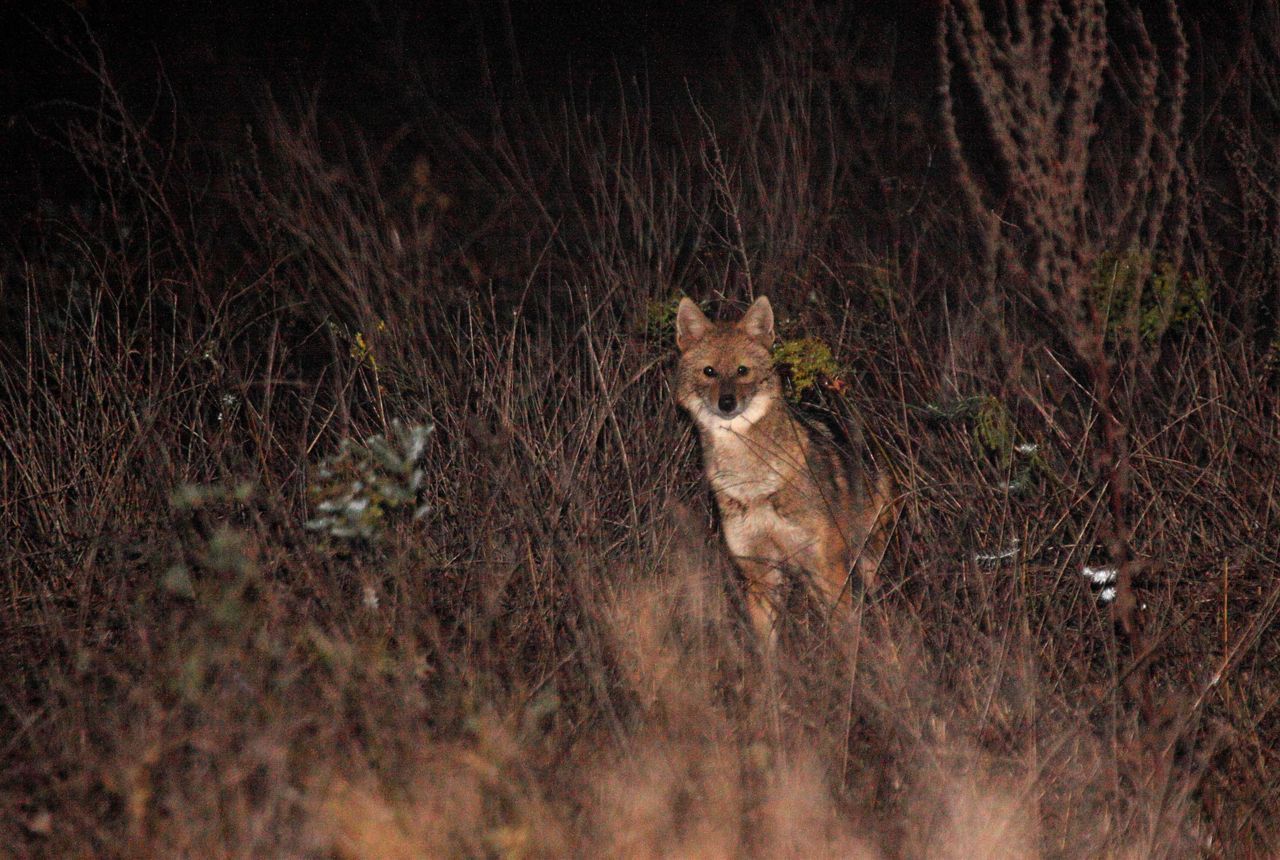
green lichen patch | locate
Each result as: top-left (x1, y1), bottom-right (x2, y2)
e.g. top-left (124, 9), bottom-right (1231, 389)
top-left (772, 336), bottom-right (843, 401)
top-left (1092, 249), bottom-right (1208, 344)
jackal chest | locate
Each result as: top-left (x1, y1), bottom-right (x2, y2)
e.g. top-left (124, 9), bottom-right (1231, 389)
top-left (703, 429), bottom-right (798, 504)
top-left (701, 426), bottom-right (816, 557)
top-left (707, 463), bottom-right (785, 504)
top-left (716, 492), bottom-right (812, 562)
top-left (709, 461), bottom-right (807, 545)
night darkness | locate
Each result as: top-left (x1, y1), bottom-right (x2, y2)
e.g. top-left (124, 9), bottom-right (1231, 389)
top-left (3, 1), bottom-right (1280, 855)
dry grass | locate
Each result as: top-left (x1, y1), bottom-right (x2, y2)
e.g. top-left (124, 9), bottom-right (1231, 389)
top-left (3, 3), bottom-right (1280, 857)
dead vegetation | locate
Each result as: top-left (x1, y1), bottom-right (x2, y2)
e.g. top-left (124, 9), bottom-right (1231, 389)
top-left (3, 2), bottom-right (1280, 856)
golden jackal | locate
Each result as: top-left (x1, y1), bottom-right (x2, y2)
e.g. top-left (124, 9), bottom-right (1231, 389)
top-left (675, 296), bottom-right (896, 641)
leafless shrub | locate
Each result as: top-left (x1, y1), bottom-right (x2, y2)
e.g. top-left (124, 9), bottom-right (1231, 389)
top-left (936, 0), bottom-right (1192, 720)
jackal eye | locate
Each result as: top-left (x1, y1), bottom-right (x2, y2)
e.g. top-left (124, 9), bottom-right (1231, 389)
top-left (702, 366), bottom-right (717, 378)
top-left (736, 365), bottom-right (748, 377)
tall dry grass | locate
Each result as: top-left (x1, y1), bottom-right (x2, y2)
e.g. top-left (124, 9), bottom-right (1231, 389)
top-left (3, 3), bottom-right (1280, 856)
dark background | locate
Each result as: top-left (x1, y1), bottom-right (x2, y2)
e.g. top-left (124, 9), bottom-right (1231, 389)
top-left (0, 1), bottom-right (941, 225)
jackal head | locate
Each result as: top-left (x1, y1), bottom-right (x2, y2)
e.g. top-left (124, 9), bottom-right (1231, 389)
top-left (674, 296), bottom-right (780, 430)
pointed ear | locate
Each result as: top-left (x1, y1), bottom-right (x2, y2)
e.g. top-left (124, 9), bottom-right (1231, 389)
top-left (675, 298), bottom-right (712, 352)
top-left (738, 296), bottom-right (774, 347)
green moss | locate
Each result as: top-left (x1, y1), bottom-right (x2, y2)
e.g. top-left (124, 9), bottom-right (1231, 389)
top-left (772, 337), bottom-right (842, 401)
top-left (972, 395), bottom-right (1014, 466)
top-left (1092, 249), bottom-right (1208, 344)
top-left (643, 293), bottom-right (701, 342)
top-left (918, 394), bottom-right (1052, 492)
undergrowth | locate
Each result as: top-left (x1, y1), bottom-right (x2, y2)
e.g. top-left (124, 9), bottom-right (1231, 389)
top-left (3, 3), bottom-right (1280, 857)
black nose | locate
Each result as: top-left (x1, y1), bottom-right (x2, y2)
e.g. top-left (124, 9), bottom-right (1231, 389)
top-left (718, 393), bottom-right (737, 413)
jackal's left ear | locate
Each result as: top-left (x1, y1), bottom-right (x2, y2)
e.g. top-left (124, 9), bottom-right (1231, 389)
top-left (739, 296), bottom-right (774, 347)
top-left (675, 298), bottom-right (712, 351)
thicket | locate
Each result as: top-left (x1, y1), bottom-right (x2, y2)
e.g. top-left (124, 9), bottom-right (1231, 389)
top-left (3, 2), bottom-right (1280, 856)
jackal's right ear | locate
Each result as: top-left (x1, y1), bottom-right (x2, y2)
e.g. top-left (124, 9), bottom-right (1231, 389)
top-left (675, 298), bottom-right (712, 351)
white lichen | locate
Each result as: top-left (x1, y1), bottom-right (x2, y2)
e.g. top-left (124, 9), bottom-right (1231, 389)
top-left (974, 539), bottom-right (1021, 566)
top-left (305, 419), bottom-right (434, 543)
